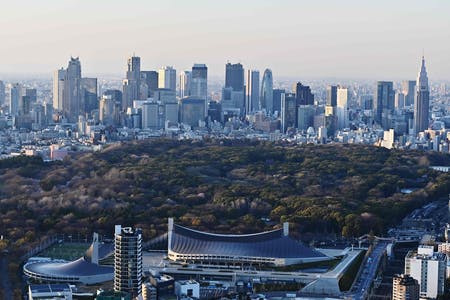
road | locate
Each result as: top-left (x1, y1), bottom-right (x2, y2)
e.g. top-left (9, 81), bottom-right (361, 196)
top-left (349, 240), bottom-right (389, 300)
top-left (0, 256), bottom-right (13, 300)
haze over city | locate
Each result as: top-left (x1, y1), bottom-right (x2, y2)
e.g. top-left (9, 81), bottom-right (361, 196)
top-left (0, 0), bottom-right (449, 79)
top-left (2, 1), bottom-right (450, 300)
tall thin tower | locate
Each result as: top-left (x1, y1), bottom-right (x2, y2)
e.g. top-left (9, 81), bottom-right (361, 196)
top-left (114, 225), bottom-right (143, 298)
top-left (413, 56), bottom-right (430, 134)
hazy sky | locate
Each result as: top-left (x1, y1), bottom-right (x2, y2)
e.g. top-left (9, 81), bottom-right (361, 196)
top-left (0, 0), bottom-right (449, 79)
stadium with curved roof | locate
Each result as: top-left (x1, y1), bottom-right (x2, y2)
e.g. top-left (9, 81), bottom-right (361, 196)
top-left (167, 218), bottom-right (330, 266)
top-left (23, 234), bottom-right (114, 285)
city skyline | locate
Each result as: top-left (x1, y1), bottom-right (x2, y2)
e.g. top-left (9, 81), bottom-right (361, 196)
top-left (0, 0), bottom-right (449, 79)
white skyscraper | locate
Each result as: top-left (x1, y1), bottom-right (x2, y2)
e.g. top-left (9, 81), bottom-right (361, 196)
top-left (405, 245), bottom-right (446, 299)
top-left (246, 70), bottom-right (260, 114)
top-left (53, 68), bottom-right (66, 111)
top-left (179, 71), bottom-right (191, 98)
top-left (158, 66), bottom-right (177, 91)
top-left (336, 86), bottom-right (349, 129)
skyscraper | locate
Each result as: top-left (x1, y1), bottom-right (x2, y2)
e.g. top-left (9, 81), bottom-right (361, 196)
top-left (413, 56), bottom-right (430, 134)
top-left (180, 97), bottom-right (206, 128)
top-left (295, 82), bottom-right (314, 106)
top-left (191, 64), bottom-right (207, 100)
top-left (374, 81), bottom-right (395, 129)
top-left (81, 78), bottom-right (98, 115)
top-left (140, 71), bottom-right (159, 98)
top-left (158, 66), bottom-right (177, 91)
top-left (9, 83), bottom-right (22, 116)
top-left (114, 225), bottom-right (143, 298)
top-left (336, 86), bottom-right (349, 129)
top-left (63, 57), bottom-right (82, 122)
top-left (122, 55), bottom-right (141, 110)
top-left (326, 85), bottom-right (337, 107)
top-left (281, 92), bottom-right (296, 133)
top-left (272, 89), bottom-right (285, 113)
top-left (223, 63), bottom-right (245, 116)
top-left (225, 63), bottom-right (244, 92)
top-left (260, 69), bottom-right (273, 114)
top-left (402, 80), bottom-right (416, 107)
top-left (179, 71), bottom-right (191, 98)
top-left (0, 80), bottom-right (5, 106)
top-left (245, 70), bottom-right (259, 114)
top-left (53, 68), bottom-right (66, 111)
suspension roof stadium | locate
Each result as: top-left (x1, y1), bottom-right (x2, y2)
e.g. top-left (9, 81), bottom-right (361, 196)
top-left (167, 218), bottom-right (330, 266)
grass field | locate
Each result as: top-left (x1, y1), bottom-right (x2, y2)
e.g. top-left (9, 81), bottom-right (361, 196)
top-left (38, 242), bottom-right (90, 260)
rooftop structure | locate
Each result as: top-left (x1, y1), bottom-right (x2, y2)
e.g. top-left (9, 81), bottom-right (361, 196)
top-left (23, 234), bottom-right (114, 284)
top-left (28, 284), bottom-right (73, 300)
top-left (167, 218), bottom-right (329, 266)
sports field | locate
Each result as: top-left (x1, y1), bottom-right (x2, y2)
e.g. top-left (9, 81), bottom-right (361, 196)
top-left (38, 242), bottom-right (90, 260)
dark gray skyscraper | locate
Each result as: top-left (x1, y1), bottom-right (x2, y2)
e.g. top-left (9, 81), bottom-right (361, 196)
top-left (402, 80), bottom-right (416, 107)
top-left (295, 82), bottom-right (314, 106)
top-left (225, 63), bottom-right (244, 92)
top-left (191, 64), bottom-right (208, 100)
top-left (374, 81), bottom-right (395, 128)
top-left (141, 71), bottom-right (159, 97)
top-left (63, 57), bottom-right (82, 122)
top-left (414, 56), bottom-right (430, 134)
top-left (114, 225), bottom-right (143, 298)
top-left (246, 70), bottom-right (259, 114)
top-left (273, 89), bottom-right (285, 113)
top-left (81, 78), bottom-right (98, 114)
top-left (260, 69), bottom-right (273, 113)
top-left (326, 85), bottom-right (337, 107)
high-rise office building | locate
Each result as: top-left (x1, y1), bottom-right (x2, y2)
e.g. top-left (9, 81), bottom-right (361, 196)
top-left (413, 56), bottom-right (430, 134)
top-left (402, 80), bottom-right (416, 107)
top-left (405, 245), bottom-right (446, 299)
top-left (191, 64), bottom-right (207, 100)
top-left (158, 66), bottom-right (176, 91)
top-left (180, 97), bottom-right (206, 128)
top-left (374, 81), bottom-right (395, 129)
top-left (225, 63), bottom-right (244, 92)
top-left (114, 225), bottom-right (143, 298)
top-left (245, 70), bottom-right (260, 114)
top-left (260, 69), bottom-right (273, 114)
top-left (395, 92), bottom-right (405, 109)
top-left (140, 71), bottom-right (159, 98)
top-left (326, 85), bottom-right (337, 107)
top-left (179, 71), bottom-right (191, 98)
top-left (103, 89), bottom-right (123, 108)
top-left (142, 101), bottom-right (159, 129)
top-left (336, 87), bottom-right (349, 129)
top-left (295, 82), bottom-right (314, 106)
top-left (281, 92), bottom-right (296, 133)
top-left (297, 105), bottom-right (316, 131)
top-left (122, 56), bottom-right (142, 110)
top-left (273, 89), bottom-right (285, 114)
top-left (99, 95), bottom-right (117, 126)
top-left (9, 83), bottom-right (23, 116)
top-left (53, 68), bottom-right (66, 111)
top-left (63, 57), bottom-right (82, 122)
top-left (81, 78), bottom-right (98, 115)
top-left (0, 80), bottom-right (5, 106)
top-left (392, 274), bottom-right (419, 300)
